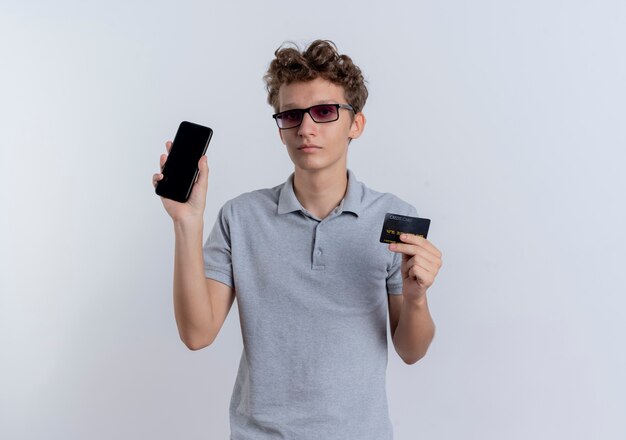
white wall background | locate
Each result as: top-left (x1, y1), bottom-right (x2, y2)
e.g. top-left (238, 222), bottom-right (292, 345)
top-left (1, 0), bottom-right (625, 439)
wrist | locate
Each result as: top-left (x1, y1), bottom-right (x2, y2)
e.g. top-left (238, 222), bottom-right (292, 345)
top-left (403, 293), bottom-right (428, 309)
top-left (173, 216), bottom-right (204, 232)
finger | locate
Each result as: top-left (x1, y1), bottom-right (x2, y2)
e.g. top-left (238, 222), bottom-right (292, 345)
top-left (404, 248), bottom-right (439, 268)
top-left (414, 258), bottom-right (438, 276)
top-left (389, 242), bottom-right (419, 257)
top-left (400, 247), bottom-right (442, 276)
top-left (406, 235), bottom-right (442, 258)
top-left (165, 141), bottom-right (172, 153)
top-left (398, 234), bottom-right (441, 257)
top-left (152, 173), bottom-right (163, 188)
top-left (403, 253), bottom-right (436, 278)
top-left (160, 153), bottom-right (167, 170)
top-left (398, 233), bottom-right (425, 246)
top-left (195, 155), bottom-right (209, 187)
top-left (399, 234), bottom-right (432, 252)
top-left (408, 264), bottom-right (432, 283)
top-left (426, 241), bottom-right (442, 259)
top-left (410, 259), bottom-right (437, 279)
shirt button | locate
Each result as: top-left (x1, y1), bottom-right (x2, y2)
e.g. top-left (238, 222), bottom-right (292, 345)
top-left (316, 249), bottom-right (322, 256)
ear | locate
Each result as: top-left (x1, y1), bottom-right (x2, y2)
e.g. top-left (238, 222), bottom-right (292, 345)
top-left (348, 112), bottom-right (366, 140)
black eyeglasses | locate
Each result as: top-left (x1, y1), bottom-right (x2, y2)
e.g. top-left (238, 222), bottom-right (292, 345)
top-left (272, 104), bottom-right (354, 129)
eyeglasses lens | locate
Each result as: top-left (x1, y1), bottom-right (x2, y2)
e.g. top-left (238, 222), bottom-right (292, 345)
top-left (279, 110), bottom-right (302, 128)
top-left (277, 105), bottom-right (340, 128)
top-left (309, 105), bottom-right (339, 122)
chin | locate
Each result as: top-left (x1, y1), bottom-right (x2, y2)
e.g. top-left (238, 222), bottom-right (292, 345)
top-left (293, 160), bottom-right (345, 174)
top-left (287, 149), bottom-right (347, 173)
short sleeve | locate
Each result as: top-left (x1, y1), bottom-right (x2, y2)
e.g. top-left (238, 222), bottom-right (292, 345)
top-left (203, 202), bottom-right (235, 289)
top-left (386, 204), bottom-right (419, 295)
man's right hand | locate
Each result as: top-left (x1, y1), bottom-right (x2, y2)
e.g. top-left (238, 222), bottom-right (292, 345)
top-left (153, 140), bottom-right (209, 223)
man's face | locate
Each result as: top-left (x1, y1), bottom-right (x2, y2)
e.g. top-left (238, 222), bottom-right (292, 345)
top-left (277, 77), bottom-right (365, 174)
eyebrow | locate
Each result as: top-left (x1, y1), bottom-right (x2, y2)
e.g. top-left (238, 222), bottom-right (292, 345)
top-left (280, 100), bottom-right (338, 111)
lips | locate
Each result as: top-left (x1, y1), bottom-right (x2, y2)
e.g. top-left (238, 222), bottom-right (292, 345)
top-left (297, 144), bottom-right (322, 151)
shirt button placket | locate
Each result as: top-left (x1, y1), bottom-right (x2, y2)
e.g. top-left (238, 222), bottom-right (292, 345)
top-left (312, 222), bottom-right (325, 270)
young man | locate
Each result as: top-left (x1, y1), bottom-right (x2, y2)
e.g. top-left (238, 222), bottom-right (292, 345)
top-left (153, 40), bottom-right (442, 440)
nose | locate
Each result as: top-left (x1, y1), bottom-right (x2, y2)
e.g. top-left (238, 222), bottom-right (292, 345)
top-left (297, 111), bottom-right (317, 136)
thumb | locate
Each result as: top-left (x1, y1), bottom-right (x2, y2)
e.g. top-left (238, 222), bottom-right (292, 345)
top-left (196, 155), bottom-right (209, 186)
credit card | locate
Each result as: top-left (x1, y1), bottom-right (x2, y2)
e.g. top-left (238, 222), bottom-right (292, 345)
top-left (379, 213), bottom-right (430, 243)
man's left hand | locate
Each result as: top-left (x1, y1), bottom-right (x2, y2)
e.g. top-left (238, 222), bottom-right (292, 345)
top-left (389, 234), bottom-right (443, 302)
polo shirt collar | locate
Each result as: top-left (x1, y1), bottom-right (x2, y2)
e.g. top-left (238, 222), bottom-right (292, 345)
top-left (277, 168), bottom-right (363, 217)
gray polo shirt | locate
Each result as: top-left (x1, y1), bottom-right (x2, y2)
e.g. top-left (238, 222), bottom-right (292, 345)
top-left (203, 168), bottom-right (418, 440)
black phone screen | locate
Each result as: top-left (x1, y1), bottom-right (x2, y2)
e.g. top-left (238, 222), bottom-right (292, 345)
top-left (155, 121), bottom-right (213, 203)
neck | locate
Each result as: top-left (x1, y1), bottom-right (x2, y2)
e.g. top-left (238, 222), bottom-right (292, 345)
top-left (293, 165), bottom-right (348, 220)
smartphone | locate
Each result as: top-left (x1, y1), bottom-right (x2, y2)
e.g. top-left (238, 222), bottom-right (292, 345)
top-left (155, 121), bottom-right (213, 203)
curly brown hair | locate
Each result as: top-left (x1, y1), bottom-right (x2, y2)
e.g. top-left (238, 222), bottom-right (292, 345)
top-left (264, 40), bottom-right (368, 114)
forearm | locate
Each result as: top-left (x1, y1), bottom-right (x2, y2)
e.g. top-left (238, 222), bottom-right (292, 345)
top-left (392, 295), bottom-right (435, 364)
top-left (173, 218), bottom-right (214, 349)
